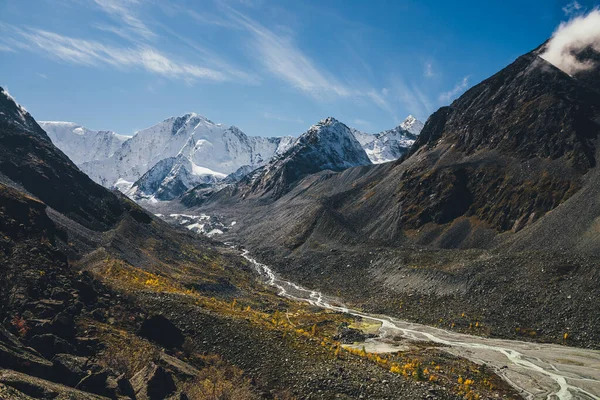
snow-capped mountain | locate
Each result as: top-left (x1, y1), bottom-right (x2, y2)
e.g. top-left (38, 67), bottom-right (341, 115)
top-left (351, 115), bottom-right (423, 164)
top-left (399, 115), bottom-right (425, 135)
top-left (236, 117), bottom-right (371, 199)
top-left (39, 121), bottom-right (129, 165)
top-left (41, 112), bottom-right (421, 201)
top-left (75, 113), bottom-right (294, 200)
top-left (127, 155), bottom-right (227, 200)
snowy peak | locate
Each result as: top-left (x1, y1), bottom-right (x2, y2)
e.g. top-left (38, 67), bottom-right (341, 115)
top-left (237, 117), bottom-right (371, 199)
top-left (316, 116), bottom-right (340, 126)
top-left (400, 115), bottom-right (425, 135)
top-left (349, 115), bottom-right (424, 164)
top-left (72, 112), bottom-right (295, 200)
top-left (39, 121), bottom-right (128, 165)
top-left (298, 117), bottom-right (368, 165)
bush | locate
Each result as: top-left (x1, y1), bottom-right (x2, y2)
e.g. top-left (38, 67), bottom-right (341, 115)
top-left (184, 355), bottom-right (258, 400)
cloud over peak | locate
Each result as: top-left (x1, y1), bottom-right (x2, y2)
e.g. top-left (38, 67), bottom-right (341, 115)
top-left (540, 9), bottom-right (600, 75)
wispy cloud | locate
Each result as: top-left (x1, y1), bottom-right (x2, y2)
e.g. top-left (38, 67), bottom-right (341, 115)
top-left (93, 23), bottom-right (139, 42)
top-left (37, 73), bottom-right (47, 79)
top-left (228, 9), bottom-right (351, 99)
top-left (1, 25), bottom-right (228, 83)
top-left (185, 8), bottom-right (241, 29)
top-left (390, 75), bottom-right (434, 119)
top-left (154, 20), bottom-right (259, 85)
top-left (263, 111), bottom-right (304, 124)
top-left (92, 0), bottom-right (156, 40)
top-left (562, 1), bottom-right (584, 16)
top-left (224, 8), bottom-right (394, 115)
top-left (366, 88), bottom-right (394, 114)
top-left (0, 43), bottom-right (14, 52)
top-left (439, 76), bottom-right (470, 103)
top-left (540, 9), bottom-right (600, 75)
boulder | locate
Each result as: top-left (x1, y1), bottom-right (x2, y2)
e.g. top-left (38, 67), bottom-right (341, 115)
top-left (51, 353), bottom-right (113, 397)
top-left (106, 374), bottom-right (135, 399)
top-left (158, 353), bottom-right (200, 379)
top-left (29, 333), bottom-right (75, 359)
top-left (74, 276), bottom-right (99, 305)
top-left (75, 336), bottom-right (102, 356)
top-left (51, 353), bottom-right (93, 386)
top-left (0, 382), bottom-right (36, 399)
top-left (139, 315), bottom-right (184, 349)
top-left (50, 311), bottom-right (76, 340)
top-left (0, 336), bottom-right (53, 379)
top-left (0, 369), bottom-right (108, 399)
top-left (131, 362), bottom-right (176, 400)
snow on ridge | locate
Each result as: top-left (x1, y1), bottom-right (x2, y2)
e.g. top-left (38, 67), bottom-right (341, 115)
top-left (39, 121), bottom-right (127, 165)
top-left (349, 115), bottom-right (424, 164)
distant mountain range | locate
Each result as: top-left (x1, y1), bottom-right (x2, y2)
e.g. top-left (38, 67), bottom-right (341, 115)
top-left (40, 115), bottom-right (422, 200)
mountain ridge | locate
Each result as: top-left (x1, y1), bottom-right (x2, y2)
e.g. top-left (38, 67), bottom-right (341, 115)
top-left (183, 116), bottom-right (373, 203)
top-left (41, 113), bottom-right (422, 201)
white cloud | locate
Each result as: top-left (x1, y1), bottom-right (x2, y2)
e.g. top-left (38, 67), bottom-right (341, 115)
top-left (562, 1), bottom-right (583, 16)
top-left (2, 25), bottom-right (228, 82)
top-left (540, 9), bottom-right (600, 75)
top-left (37, 73), bottom-right (47, 79)
top-left (439, 76), bottom-right (470, 103)
top-left (92, 0), bottom-right (155, 40)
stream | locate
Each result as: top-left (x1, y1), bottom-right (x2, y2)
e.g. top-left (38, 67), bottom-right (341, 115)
top-left (240, 249), bottom-right (600, 400)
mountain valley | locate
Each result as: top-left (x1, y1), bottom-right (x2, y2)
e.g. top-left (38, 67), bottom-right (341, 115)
top-left (0, 87), bottom-right (520, 399)
top-left (3, 7), bottom-right (600, 399)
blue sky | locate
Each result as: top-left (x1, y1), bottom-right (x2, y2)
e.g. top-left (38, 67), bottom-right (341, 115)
top-left (0, 0), bottom-right (598, 137)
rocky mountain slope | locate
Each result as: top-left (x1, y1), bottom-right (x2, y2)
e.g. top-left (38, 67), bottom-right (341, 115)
top-left (39, 121), bottom-right (129, 165)
top-left (1, 86), bottom-right (508, 399)
top-left (181, 44), bottom-right (600, 349)
top-left (351, 115), bottom-right (423, 164)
